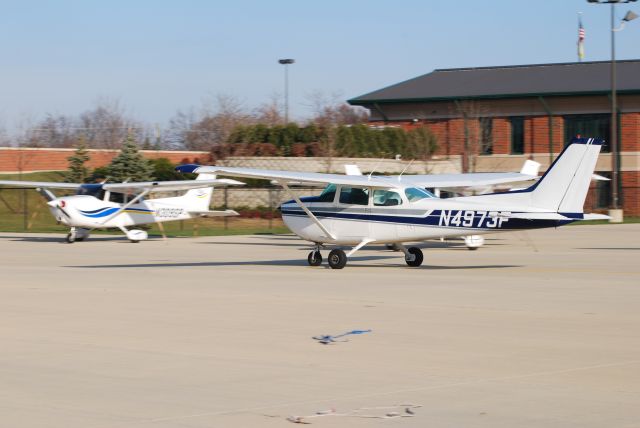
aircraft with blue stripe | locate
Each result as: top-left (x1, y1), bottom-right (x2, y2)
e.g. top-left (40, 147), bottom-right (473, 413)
top-left (0, 174), bottom-right (243, 243)
top-left (177, 138), bottom-right (608, 269)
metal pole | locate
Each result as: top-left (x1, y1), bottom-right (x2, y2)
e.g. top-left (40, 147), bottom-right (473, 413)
top-left (610, 3), bottom-right (619, 210)
top-left (223, 187), bottom-right (229, 230)
top-left (284, 64), bottom-right (289, 124)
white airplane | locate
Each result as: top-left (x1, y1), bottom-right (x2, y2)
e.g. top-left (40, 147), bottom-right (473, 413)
top-left (344, 159), bottom-right (543, 250)
top-left (177, 138), bottom-right (607, 269)
top-left (0, 173), bottom-right (243, 243)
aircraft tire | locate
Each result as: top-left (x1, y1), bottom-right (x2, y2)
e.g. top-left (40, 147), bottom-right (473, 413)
top-left (130, 240), bottom-right (140, 243)
top-left (66, 233), bottom-right (76, 244)
top-left (307, 251), bottom-right (323, 266)
top-left (328, 249), bottom-right (347, 269)
top-left (405, 247), bottom-right (423, 267)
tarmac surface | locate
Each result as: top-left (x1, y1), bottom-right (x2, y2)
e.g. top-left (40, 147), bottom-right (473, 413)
top-left (1, 224), bottom-right (639, 427)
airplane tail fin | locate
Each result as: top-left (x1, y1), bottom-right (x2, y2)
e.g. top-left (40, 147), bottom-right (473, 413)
top-left (527, 138), bottom-right (602, 213)
top-left (181, 173), bottom-right (216, 212)
top-left (465, 138), bottom-right (603, 216)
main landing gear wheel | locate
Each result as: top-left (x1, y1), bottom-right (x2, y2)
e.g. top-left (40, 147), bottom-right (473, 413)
top-left (328, 249), bottom-right (347, 269)
top-left (66, 232), bottom-right (76, 244)
top-left (307, 251), bottom-right (323, 266)
top-left (405, 247), bottom-right (424, 267)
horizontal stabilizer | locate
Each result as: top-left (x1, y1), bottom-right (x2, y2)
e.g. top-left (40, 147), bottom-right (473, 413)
top-left (190, 209), bottom-right (239, 217)
top-left (583, 213), bottom-right (610, 221)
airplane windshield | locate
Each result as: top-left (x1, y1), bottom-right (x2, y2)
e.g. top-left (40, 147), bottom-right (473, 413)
top-left (317, 184), bottom-right (337, 202)
top-left (76, 184), bottom-right (105, 199)
top-left (405, 187), bottom-right (436, 202)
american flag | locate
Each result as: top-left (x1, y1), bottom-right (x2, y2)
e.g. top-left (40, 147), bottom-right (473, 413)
top-left (578, 14), bottom-right (585, 61)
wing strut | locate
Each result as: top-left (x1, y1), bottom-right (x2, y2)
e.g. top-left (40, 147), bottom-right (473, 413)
top-left (99, 189), bottom-right (150, 225)
top-left (277, 180), bottom-right (336, 241)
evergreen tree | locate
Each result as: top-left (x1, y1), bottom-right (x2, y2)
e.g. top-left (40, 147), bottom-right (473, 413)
top-left (65, 138), bottom-right (91, 183)
top-left (106, 134), bottom-right (154, 182)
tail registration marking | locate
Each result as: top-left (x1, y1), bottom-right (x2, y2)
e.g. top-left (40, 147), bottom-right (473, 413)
top-left (439, 210), bottom-right (509, 228)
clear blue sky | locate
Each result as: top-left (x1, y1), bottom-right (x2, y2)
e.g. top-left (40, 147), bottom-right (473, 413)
top-left (0, 0), bottom-right (638, 133)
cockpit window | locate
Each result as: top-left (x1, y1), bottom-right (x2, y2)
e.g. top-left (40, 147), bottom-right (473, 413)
top-left (76, 184), bottom-right (105, 200)
top-left (373, 189), bottom-right (402, 206)
top-left (339, 187), bottom-right (369, 205)
top-left (317, 184), bottom-right (337, 203)
top-left (405, 187), bottom-right (435, 202)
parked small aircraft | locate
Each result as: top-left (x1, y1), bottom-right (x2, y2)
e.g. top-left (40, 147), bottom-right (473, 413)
top-left (344, 159), bottom-right (543, 250)
top-left (177, 138), bottom-right (607, 269)
top-left (0, 173), bottom-right (243, 243)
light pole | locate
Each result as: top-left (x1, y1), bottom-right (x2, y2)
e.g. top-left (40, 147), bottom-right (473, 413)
top-left (278, 58), bottom-right (295, 124)
top-left (587, 0), bottom-right (637, 222)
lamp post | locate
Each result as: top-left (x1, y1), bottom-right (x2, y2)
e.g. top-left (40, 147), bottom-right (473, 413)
top-left (587, 0), bottom-right (638, 222)
top-left (278, 58), bottom-right (295, 124)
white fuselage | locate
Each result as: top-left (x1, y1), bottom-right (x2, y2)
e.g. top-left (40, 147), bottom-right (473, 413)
top-left (280, 186), bottom-right (564, 245)
top-left (49, 195), bottom-right (199, 229)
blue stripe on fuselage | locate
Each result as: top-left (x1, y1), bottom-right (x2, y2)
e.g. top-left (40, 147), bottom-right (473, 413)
top-left (280, 208), bottom-right (576, 230)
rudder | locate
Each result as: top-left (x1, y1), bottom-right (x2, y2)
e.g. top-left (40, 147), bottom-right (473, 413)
top-left (182, 173), bottom-right (215, 211)
top-left (529, 138), bottom-right (602, 212)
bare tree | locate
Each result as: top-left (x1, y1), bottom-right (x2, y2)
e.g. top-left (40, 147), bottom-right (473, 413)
top-left (28, 114), bottom-right (76, 148)
top-left (305, 90), bottom-right (368, 127)
top-left (253, 93), bottom-right (283, 126)
top-left (77, 98), bottom-right (140, 149)
top-left (452, 100), bottom-right (493, 172)
top-left (167, 94), bottom-right (252, 152)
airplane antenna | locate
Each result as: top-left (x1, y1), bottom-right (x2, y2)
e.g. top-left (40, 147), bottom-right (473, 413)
top-left (368, 160), bottom-right (383, 181)
top-left (398, 159), bottom-right (415, 181)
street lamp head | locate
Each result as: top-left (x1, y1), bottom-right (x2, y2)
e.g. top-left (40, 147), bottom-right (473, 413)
top-left (278, 59), bottom-right (295, 65)
top-left (622, 10), bottom-right (639, 20)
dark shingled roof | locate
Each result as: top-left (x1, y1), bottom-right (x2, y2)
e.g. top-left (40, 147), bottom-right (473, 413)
top-left (348, 60), bottom-right (640, 104)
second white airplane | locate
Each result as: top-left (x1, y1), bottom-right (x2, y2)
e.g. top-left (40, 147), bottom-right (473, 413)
top-left (0, 172), bottom-right (243, 243)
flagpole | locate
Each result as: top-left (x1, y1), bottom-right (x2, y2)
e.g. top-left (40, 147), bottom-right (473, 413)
top-left (577, 12), bottom-right (584, 62)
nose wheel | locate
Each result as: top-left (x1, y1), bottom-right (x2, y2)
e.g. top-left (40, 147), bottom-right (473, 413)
top-left (307, 250), bottom-right (323, 266)
top-left (306, 248), bottom-right (348, 269)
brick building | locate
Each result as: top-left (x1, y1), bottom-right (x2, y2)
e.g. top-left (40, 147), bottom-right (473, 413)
top-left (349, 60), bottom-right (640, 216)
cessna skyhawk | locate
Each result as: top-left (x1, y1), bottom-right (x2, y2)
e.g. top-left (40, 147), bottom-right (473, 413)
top-left (177, 138), bottom-right (607, 269)
top-left (0, 173), bottom-right (243, 243)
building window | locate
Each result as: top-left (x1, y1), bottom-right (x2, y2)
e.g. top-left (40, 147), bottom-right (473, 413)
top-left (564, 114), bottom-right (611, 153)
top-left (479, 117), bottom-right (493, 155)
top-left (510, 117), bottom-right (525, 154)
top-left (594, 172), bottom-right (611, 209)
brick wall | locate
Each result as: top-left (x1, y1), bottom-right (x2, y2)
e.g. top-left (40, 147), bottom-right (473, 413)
top-left (0, 148), bottom-right (211, 173)
top-left (492, 118), bottom-right (510, 154)
top-left (621, 113), bottom-right (640, 152)
top-left (622, 171), bottom-right (639, 216)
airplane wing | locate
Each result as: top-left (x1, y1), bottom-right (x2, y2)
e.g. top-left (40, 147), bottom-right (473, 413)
top-left (0, 180), bottom-right (82, 190)
top-left (399, 172), bottom-right (539, 189)
top-left (102, 179), bottom-right (244, 194)
top-left (177, 165), bottom-right (538, 189)
top-left (177, 165), bottom-right (408, 188)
